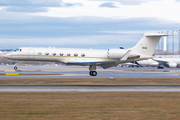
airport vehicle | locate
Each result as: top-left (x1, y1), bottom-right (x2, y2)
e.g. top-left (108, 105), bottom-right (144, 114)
top-left (137, 55), bottom-right (180, 68)
top-left (3, 33), bottom-right (167, 76)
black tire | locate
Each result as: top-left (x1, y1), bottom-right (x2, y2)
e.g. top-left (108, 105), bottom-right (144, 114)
top-left (89, 71), bottom-right (93, 76)
top-left (89, 71), bottom-right (97, 76)
top-left (14, 66), bottom-right (18, 70)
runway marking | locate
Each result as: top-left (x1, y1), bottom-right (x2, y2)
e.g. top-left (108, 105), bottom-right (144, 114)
top-left (6, 73), bottom-right (22, 75)
top-left (1, 85), bottom-right (180, 92)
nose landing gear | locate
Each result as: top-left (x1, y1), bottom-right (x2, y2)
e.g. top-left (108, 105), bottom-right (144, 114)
top-left (14, 66), bottom-right (18, 70)
top-left (14, 61), bottom-right (19, 70)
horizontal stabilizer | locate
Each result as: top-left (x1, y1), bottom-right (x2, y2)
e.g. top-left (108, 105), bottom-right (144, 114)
top-left (145, 33), bottom-right (168, 37)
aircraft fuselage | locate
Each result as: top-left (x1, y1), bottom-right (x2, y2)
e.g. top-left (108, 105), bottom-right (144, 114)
top-left (4, 47), bottom-right (139, 66)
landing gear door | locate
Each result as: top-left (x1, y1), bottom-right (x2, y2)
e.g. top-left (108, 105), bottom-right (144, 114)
top-left (28, 49), bottom-right (34, 59)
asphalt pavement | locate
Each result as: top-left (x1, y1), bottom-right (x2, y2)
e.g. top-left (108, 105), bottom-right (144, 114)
top-left (0, 65), bottom-right (180, 78)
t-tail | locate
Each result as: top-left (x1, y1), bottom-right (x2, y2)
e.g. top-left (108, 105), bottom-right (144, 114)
top-left (132, 33), bottom-right (168, 57)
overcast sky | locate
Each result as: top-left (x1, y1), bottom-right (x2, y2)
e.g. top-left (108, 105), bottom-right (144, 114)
top-left (0, 0), bottom-right (180, 51)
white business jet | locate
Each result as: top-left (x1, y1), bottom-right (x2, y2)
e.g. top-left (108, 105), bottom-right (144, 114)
top-left (3, 33), bottom-right (167, 76)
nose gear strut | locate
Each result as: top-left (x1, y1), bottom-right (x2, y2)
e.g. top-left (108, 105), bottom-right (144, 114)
top-left (14, 61), bottom-right (19, 70)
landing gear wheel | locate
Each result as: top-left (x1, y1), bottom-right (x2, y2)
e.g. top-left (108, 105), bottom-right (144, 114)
top-left (89, 71), bottom-right (93, 76)
top-left (89, 71), bottom-right (97, 76)
top-left (14, 66), bottom-right (18, 70)
top-left (92, 71), bottom-right (97, 76)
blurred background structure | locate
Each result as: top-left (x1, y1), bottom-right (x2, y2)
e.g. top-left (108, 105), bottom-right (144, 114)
top-left (154, 30), bottom-right (180, 55)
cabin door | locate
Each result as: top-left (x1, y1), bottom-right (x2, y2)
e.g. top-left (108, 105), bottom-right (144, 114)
top-left (28, 49), bottom-right (34, 59)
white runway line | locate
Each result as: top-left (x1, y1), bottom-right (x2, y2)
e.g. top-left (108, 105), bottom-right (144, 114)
top-left (1, 85), bottom-right (180, 92)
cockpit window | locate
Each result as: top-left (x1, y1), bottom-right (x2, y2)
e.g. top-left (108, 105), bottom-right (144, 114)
top-left (14, 48), bottom-right (22, 52)
top-left (14, 48), bottom-right (18, 52)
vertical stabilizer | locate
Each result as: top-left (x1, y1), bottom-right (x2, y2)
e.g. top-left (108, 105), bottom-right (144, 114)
top-left (132, 33), bottom-right (168, 56)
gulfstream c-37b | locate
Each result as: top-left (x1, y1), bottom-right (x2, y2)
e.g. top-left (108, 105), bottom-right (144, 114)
top-left (3, 33), bottom-right (167, 76)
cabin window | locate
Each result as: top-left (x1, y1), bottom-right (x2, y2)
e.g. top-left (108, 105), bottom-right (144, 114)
top-left (67, 53), bottom-right (71, 56)
top-left (81, 53), bottom-right (85, 57)
top-left (74, 53), bottom-right (78, 57)
top-left (53, 52), bottom-right (56, 56)
top-left (45, 52), bottom-right (49, 55)
top-left (60, 53), bottom-right (63, 56)
top-left (38, 52), bottom-right (42, 55)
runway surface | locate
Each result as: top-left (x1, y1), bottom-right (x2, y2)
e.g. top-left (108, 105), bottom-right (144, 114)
top-left (1, 65), bottom-right (180, 78)
top-left (1, 85), bottom-right (180, 92)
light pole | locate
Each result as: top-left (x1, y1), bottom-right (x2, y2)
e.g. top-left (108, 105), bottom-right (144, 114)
top-left (176, 30), bottom-right (180, 54)
top-left (167, 31), bottom-right (169, 54)
top-left (161, 31), bottom-right (164, 54)
top-left (172, 30), bottom-right (174, 54)
top-left (163, 31), bottom-right (169, 54)
top-left (158, 32), bottom-right (160, 54)
top-left (169, 30), bottom-right (174, 54)
top-left (179, 30), bottom-right (180, 54)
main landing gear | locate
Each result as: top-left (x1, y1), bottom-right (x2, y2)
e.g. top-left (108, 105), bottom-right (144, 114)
top-left (89, 71), bottom-right (97, 76)
top-left (89, 64), bottom-right (97, 76)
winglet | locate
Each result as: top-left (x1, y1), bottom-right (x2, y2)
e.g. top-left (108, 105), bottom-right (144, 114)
top-left (120, 50), bottom-right (131, 61)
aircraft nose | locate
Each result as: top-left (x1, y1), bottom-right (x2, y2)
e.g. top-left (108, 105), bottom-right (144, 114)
top-left (3, 53), bottom-right (12, 59)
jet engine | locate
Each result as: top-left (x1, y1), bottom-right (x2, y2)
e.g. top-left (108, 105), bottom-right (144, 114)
top-left (108, 49), bottom-right (126, 59)
top-left (168, 62), bottom-right (177, 68)
top-left (108, 49), bottom-right (139, 59)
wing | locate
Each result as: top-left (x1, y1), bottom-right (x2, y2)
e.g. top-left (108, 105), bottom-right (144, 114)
top-left (152, 58), bottom-right (168, 65)
top-left (99, 62), bottom-right (118, 69)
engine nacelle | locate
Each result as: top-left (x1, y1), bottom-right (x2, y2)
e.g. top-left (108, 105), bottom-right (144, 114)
top-left (108, 49), bottom-right (139, 59)
top-left (108, 49), bottom-right (126, 59)
top-left (168, 62), bottom-right (177, 68)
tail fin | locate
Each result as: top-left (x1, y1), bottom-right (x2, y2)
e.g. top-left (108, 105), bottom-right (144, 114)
top-left (132, 33), bottom-right (168, 56)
